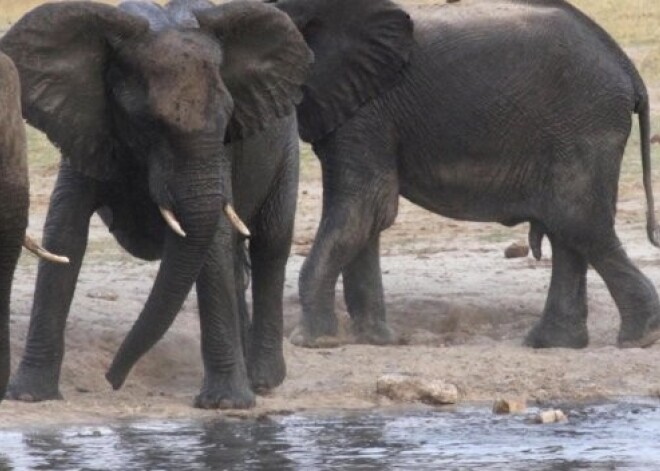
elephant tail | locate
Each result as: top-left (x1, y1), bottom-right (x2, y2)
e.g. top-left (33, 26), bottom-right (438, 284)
top-left (637, 95), bottom-right (660, 247)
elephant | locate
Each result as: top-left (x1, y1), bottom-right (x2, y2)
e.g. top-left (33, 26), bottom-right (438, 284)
top-left (268, 0), bottom-right (660, 349)
top-left (1, 0), bottom-right (311, 409)
top-left (0, 52), bottom-right (69, 402)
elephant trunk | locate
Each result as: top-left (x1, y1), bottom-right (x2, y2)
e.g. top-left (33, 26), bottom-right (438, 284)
top-left (106, 168), bottom-right (224, 390)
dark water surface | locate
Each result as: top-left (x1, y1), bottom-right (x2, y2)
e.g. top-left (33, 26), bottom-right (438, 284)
top-left (1, 401), bottom-right (659, 470)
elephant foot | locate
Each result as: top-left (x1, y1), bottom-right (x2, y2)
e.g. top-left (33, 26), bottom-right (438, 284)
top-left (194, 371), bottom-right (256, 410)
top-left (618, 314), bottom-right (660, 348)
top-left (6, 366), bottom-right (63, 402)
top-left (290, 310), bottom-right (340, 348)
top-left (289, 325), bottom-right (343, 348)
top-left (352, 318), bottom-right (397, 345)
top-left (248, 347), bottom-right (286, 393)
top-left (524, 318), bottom-right (588, 349)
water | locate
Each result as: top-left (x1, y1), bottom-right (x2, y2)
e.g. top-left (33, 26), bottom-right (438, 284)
top-left (1, 401), bottom-right (659, 470)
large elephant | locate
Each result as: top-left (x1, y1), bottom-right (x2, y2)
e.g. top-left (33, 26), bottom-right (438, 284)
top-left (0, 52), bottom-right (69, 402)
top-left (269, 0), bottom-right (660, 349)
top-left (1, 0), bottom-right (311, 408)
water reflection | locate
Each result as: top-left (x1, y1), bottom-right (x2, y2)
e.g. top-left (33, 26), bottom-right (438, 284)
top-left (1, 401), bottom-right (659, 470)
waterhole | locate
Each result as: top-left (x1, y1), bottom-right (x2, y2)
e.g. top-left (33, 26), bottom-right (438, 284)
top-left (1, 400), bottom-right (658, 470)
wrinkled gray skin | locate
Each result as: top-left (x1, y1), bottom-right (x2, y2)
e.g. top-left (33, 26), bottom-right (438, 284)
top-left (2, 0), bottom-right (310, 409)
top-left (0, 53), bottom-right (29, 403)
top-left (271, 0), bottom-right (660, 349)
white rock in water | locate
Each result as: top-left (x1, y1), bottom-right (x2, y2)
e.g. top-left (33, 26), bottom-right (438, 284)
top-left (376, 374), bottom-right (458, 405)
top-left (535, 409), bottom-right (568, 424)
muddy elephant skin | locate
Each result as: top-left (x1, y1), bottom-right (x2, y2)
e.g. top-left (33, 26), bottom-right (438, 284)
top-left (270, 0), bottom-right (660, 350)
top-left (1, 0), bottom-right (311, 409)
top-left (0, 52), bottom-right (29, 403)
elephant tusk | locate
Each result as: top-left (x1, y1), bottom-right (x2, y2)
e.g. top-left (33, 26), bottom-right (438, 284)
top-left (224, 203), bottom-right (251, 237)
top-left (159, 207), bottom-right (187, 237)
top-left (23, 235), bottom-right (70, 264)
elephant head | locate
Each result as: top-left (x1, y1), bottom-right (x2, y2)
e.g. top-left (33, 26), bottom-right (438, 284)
top-left (266, 0), bottom-right (415, 143)
top-left (1, 1), bottom-right (311, 389)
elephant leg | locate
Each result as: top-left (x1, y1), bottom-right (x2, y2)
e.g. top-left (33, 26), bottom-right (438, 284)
top-left (292, 148), bottom-right (399, 347)
top-left (194, 228), bottom-right (255, 409)
top-left (588, 239), bottom-right (660, 348)
top-left (297, 187), bottom-right (397, 346)
top-left (540, 171), bottom-right (660, 349)
top-left (247, 240), bottom-right (289, 392)
top-left (297, 127), bottom-right (398, 347)
top-left (247, 201), bottom-right (296, 392)
top-left (342, 234), bottom-right (394, 345)
top-left (0, 229), bottom-right (24, 399)
top-left (524, 236), bottom-right (589, 348)
top-left (297, 215), bottom-right (359, 346)
top-left (7, 166), bottom-right (98, 401)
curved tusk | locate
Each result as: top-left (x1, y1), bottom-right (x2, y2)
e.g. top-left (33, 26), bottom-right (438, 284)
top-left (159, 207), bottom-right (187, 237)
top-left (23, 235), bottom-right (70, 264)
top-left (224, 203), bottom-right (251, 237)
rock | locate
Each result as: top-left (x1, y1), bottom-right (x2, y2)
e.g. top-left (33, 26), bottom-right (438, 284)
top-left (376, 374), bottom-right (459, 405)
top-left (86, 289), bottom-right (118, 301)
top-left (493, 398), bottom-right (527, 414)
top-left (504, 242), bottom-right (530, 259)
top-left (534, 409), bottom-right (568, 424)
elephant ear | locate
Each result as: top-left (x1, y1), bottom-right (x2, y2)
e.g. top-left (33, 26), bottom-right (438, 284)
top-left (0, 2), bottom-right (148, 179)
top-left (196, 1), bottom-right (313, 139)
top-left (275, 0), bottom-right (414, 143)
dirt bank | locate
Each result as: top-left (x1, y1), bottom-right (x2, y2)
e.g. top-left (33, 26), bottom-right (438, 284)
top-left (2, 152), bottom-right (660, 429)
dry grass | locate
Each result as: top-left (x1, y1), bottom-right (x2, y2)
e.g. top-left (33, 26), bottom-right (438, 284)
top-left (570, 0), bottom-right (660, 46)
top-left (5, 0), bottom-right (656, 80)
top-left (1, 0), bottom-right (115, 25)
top-left (2, 0), bottom-right (659, 202)
top-left (3, 0), bottom-right (658, 47)
top-left (3, 1), bottom-right (658, 64)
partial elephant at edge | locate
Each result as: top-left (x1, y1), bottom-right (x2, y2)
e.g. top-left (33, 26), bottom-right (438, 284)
top-left (269, 0), bottom-right (660, 350)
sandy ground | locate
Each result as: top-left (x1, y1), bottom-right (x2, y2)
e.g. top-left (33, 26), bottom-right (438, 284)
top-left (1, 148), bottom-right (660, 430)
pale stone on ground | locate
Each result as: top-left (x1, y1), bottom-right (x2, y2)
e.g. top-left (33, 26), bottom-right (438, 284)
top-left (376, 374), bottom-right (459, 405)
top-left (493, 398), bottom-right (527, 414)
top-left (504, 242), bottom-right (530, 259)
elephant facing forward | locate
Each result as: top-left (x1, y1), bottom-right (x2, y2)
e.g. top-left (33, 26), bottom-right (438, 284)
top-left (2, 0), bottom-right (311, 409)
top-left (269, 0), bottom-right (660, 349)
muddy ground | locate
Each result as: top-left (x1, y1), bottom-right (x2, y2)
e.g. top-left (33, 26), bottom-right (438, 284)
top-left (2, 0), bottom-right (660, 429)
top-left (1, 139), bottom-right (660, 429)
